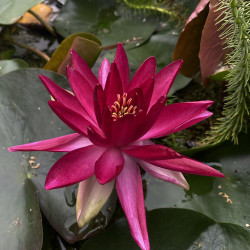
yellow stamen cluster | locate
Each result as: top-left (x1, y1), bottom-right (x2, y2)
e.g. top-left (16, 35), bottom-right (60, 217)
top-left (110, 93), bottom-right (137, 121)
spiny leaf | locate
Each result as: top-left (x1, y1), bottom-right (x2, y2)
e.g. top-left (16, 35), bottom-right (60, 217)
top-left (206, 0), bottom-right (250, 144)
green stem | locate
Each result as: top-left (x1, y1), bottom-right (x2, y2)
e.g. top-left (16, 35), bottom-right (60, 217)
top-left (28, 9), bottom-right (56, 36)
top-left (9, 36), bottom-right (50, 62)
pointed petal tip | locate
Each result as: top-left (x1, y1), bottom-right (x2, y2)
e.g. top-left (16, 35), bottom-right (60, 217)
top-left (38, 74), bottom-right (46, 81)
top-left (70, 49), bottom-right (76, 56)
top-left (8, 147), bottom-right (15, 152)
top-left (217, 171), bottom-right (225, 178)
top-left (117, 42), bottom-right (123, 48)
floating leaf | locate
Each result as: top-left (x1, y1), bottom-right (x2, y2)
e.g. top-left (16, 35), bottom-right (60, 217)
top-left (53, 0), bottom-right (157, 47)
top-left (43, 33), bottom-right (102, 76)
top-left (0, 59), bottom-right (29, 76)
top-left (173, 2), bottom-right (209, 77)
top-left (18, 3), bottom-right (52, 25)
top-left (0, 0), bottom-right (43, 24)
top-left (82, 208), bottom-right (250, 249)
top-left (199, 0), bottom-right (226, 86)
top-left (0, 69), bottom-right (116, 246)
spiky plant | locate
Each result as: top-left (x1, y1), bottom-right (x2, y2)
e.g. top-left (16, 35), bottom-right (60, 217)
top-left (208, 0), bottom-right (250, 144)
top-left (123, 0), bottom-right (186, 23)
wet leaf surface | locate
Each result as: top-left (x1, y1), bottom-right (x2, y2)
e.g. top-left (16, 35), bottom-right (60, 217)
top-left (81, 208), bottom-right (250, 250)
top-left (44, 32), bottom-right (102, 75)
top-left (80, 134), bottom-right (250, 249)
top-left (53, 0), bottom-right (158, 47)
top-left (0, 59), bottom-right (29, 76)
top-left (0, 69), bottom-right (116, 245)
top-left (0, 0), bottom-right (43, 24)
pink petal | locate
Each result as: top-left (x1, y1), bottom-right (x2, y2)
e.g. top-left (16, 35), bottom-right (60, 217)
top-left (129, 57), bottom-right (156, 90)
top-left (131, 77), bottom-right (155, 113)
top-left (98, 58), bottom-right (110, 89)
top-left (111, 110), bottom-right (146, 146)
top-left (48, 101), bottom-right (90, 135)
top-left (139, 160), bottom-right (189, 190)
top-left (124, 144), bottom-right (224, 178)
top-left (70, 49), bottom-right (99, 89)
top-left (172, 110), bottom-right (212, 133)
top-left (149, 60), bottom-right (182, 108)
top-left (67, 66), bottom-right (96, 123)
top-left (136, 95), bottom-right (167, 140)
top-left (140, 101), bottom-right (213, 140)
top-left (94, 84), bottom-right (106, 127)
top-left (124, 144), bottom-right (181, 161)
top-left (199, 0), bottom-right (226, 85)
top-left (39, 75), bottom-right (85, 114)
top-left (114, 43), bottom-right (129, 92)
top-left (45, 145), bottom-right (105, 190)
top-left (95, 147), bottom-right (124, 184)
top-left (100, 106), bottom-right (113, 139)
top-left (104, 63), bottom-right (123, 106)
top-left (149, 157), bottom-right (224, 178)
top-left (76, 176), bottom-right (114, 227)
top-left (116, 154), bottom-right (149, 250)
top-left (87, 125), bottom-right (111, 147)
top-left (8, 133), bottom-right (91, 152)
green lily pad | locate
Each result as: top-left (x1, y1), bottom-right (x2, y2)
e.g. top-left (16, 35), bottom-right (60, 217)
top-left (210, 69), bottom-right (230, 81)
top-left (81, 208), bottom-right (250, 249)
top-left (144, 134), bottom-right (250, 229)
top-left (43, 32), bottom-right (102, 75)
top-left (0, 49), bottom-right (16, 60)
top-left (0, 69), bottom-right (116, 246)
top-left (80, 134), bottom-right (250, 249)
top-left (53, 0), bottom-right (157, 47)
top-left (0, 59), bottom-right (29, 76)
top-left (0, 0), bottom-right (42, 24)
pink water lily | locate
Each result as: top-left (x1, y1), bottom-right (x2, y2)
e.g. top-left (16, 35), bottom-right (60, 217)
top-left (9, 43), bottom-right (224, 250)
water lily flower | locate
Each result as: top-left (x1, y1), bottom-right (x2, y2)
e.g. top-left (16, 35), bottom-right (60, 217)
top-left (9, 43), bottom-right (224, 250)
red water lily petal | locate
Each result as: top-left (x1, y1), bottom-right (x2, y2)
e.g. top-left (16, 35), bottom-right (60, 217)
top-left (116, 154), bottom-right (150, 250)
top-left (71, 49), bottom-right (98, 89)
top-left (149, 157), bottom-right (224, 177)
top-left (139, 160), bottom-right (189, 190)
top-left (95, 147), bottom-right (124, 184)
top-left (111, 110), bottom-right (146, 146)
top-left (104, 63), bottom-right (123, 106)
top-left (67, 66), bottom-right (96, 123)
top-left (98, 58), bottom-right (110, 89)
top-left (124, 144), bottom-right (181, 161)
top-left (124, 144), bottom-right (224, 177)
top-left (149, 60), bottom-right (182, 108)
top-left (39, 75), bottom-right (84, 113)
top-left (93, 84), bottom-right (106, 128)
top-left (140, 101), bottom-right (213, 140)
top-left (87, 125), bottom-right (111, 147)
top-left (136, 95), bottom-right (167, 140)
top-left (129, 57), bottom-right (156, 90)
top-left (8, 133), bottom-right (91, 152)
top-left (48, 101), bottom-right (90, 135)
top-left (129, 78), bottom-right (155, 113)
top-left (101, 106), bottom-right (113, 139)
top-left (45, 145), bottom-right (105, 190)
top-left (114, 43), bottom-right (129, 91)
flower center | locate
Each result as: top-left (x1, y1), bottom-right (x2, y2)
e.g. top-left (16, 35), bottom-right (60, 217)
top-left (110, 93), bottom-right (137, 121)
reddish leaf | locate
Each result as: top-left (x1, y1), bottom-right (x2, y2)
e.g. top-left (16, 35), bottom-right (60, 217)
top-left (173, 1), bottom-right (209, 77)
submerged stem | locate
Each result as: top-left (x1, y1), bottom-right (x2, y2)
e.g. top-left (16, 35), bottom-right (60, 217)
top-left (28, 9), bottom-right (56, 36)
top-left (9, 36), bottom-right (50, 62)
